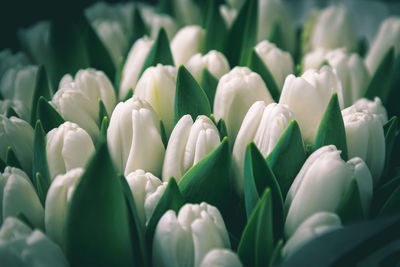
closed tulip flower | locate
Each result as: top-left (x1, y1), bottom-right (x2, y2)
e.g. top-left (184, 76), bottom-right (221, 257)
top-left (200, 249), bottom-right (243, 267)
top-left (125, 170), bottom-right (167, 230)
top-left (162, 115), bottom-right (220, 182)
top-left (171, 26), bottom-right (206, 66)
top-left (279, 66), bottom-right (344, 144)
top-left (310, 5), bottom-right (357, 52)
top-left (152, 202), bottom-right (231, 267)
top-left (46, 122), bottom-right (95, 180)
top-left (0, 49), bottom-right (29, 79)
top-left (134, 64), bottom-right (178, 136)
top-left (119, 37), bottom-right (154, 100)
top-left (107, 96), bottom-right (165, 177)
top-left (232, 101), bottom-right (295, 194)
top-left (51, 68), bottom-right (117, 142)
top-left (0, 167), bottom-right (44, 228)
top-left (284, 146), bottom-right (373, 237)
top-left (0, 115), bottom-right (34, 174)
top-left (0, 217), bottom-right (69, 267)
top-left (185, 50), bottom-right (230, 84)
top-left (366, 17), bottom-right (400, 75)
top-left (45, 168), bottom-right (83, 247)
top-left (282, 212), bottom-right (342, 258)
top-left (214, 67), bottom-right (274, 143)
top-left (219, 4), bottom-right (237, 29)
top-left (254, 40), bottom-right (294, 90)
top-left (342, 111), bottom-right (385, 184)
top-left (342, 97), bottom-right (388, 125)
top-left (139, 5), bottom-right (179, 40)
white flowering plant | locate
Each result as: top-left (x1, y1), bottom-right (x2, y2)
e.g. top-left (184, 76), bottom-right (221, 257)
top-left (1, 0), bottom-right (400, 266)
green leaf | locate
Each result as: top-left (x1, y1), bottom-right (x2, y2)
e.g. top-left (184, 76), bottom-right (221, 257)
top-left (266, 120), bottom-right (306, 197)
top-left (32, 120), bottom-right (51, 191)
top-left (65, 142), bottom-right (135, 266)
top-left (378, 184), bottom-right (400, 217)
top-left (243, 142), bottom-right (284, 240)
top-left (30, 66), bottom-right (51, 126)
top-left (35, 172), bottom-right (49, 207)
top-left (98, 99), bottom-right (108, 128)
top-left (364, 47), bottom-right (395, 104)
top-left (335, 178), bottom-right (364, 224)
top-left (156, 0), bottom-right (174, 17)
top-left (224, 0), bottom-right (258, 66)
top-left (202, 0), bottom-right (227, 53)
top-left (280, 215), bottom-right (400, 266)
top-left (270, 239), bottom-right (284, 266)
top-left (312, 93), bottom-right (348, 161)
top-left (6, 147), bottom-right (22, 170)
top-left (130, 7), bottom-right (147, 52)
top-left (159, 120), bottom-right (168, 148)
top-left (123, 88), bottom-right (134, 102)
top-left (372, 176), bottom-right (400, 217)
top-left (5, 107), bottom-right (19, 118)
top-left (217, 119), bottom-right (228, 140)
top-left (174, 65), bottom-right (211, 124)
top-left (300, 10), bottom-right (318, 56)
top-left (386, 55), bottom-right (400, 117)
top-left (200, 68), bottom-right (219, 109)
top-left (179, 137), bottom-right (233, 216)
top-left (114, 58), bottom-right (125, 91)
top-left (16, 212), bottom-right (34, 229)
top-left (237, 188), bottom-right (274, 267)
top-left (357, 38), bottom-right (368, 58)
top-left (146, 178), bottom-right (185, 263)
top-left (0, 158), bottom-right (6, 172)
top-left (268, 22), bottom-right (285, 52)
top-left (36, 96), bottom-right (65, 133)
top-left (99, 116), bottom-right (109, 143)
top-left (382, 116), bottom-right (398, 181)
top-left (248, 49), bottom-right (280, 102)
top-left (140, 28), bottom-right (174, 78)
top-left (119, 175), bottom-right (148, 267)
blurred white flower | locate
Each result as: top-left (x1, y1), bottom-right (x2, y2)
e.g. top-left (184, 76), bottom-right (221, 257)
top-left (200, 248), bottom-right (243, 267)
top-left (171, 26), bottom-right (205, 66)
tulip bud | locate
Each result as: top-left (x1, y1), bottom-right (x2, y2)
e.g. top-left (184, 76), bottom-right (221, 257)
top-left (171, 26), bottom-right (206, 66)
top-left (254, 40), bottom-right (294, 90)
top-left (119, 37), bottom-right (154, 100)
top-left (134, 64), bottom-right (178, 136)
top-left (0, 217), bottom-right (69, 266)
top-left (284, 146), bottom-right (373, 237)
top-left (0, 115), bottom-right (34, 173)
top-left (214, 67), bottom-right (274, 143)
top-left (139, 5), bottom-right (178, 40)
top-left (45, 168), bottom-right (83, 247)
top-left (366, 17), bottom-right (400, 75)
top-left (162, 115), bottom-right (220, 182)
top-left (125, 169), bottom-right (167, 230)
top-left (200, 249), bottom-right (243, 267)
top-left (0, 167), bottom-right (44, 228)
top-left (303, 48), bottom-right (370, 108)
top-left (152, 202), bottom-right (231, 267)
top-left (232, 102), bottom-right (295, 194)
top-left (342, 97), bottom-right (388, 125)
top-left (46, 122), bottom-right (95, 180)
top-left (219, 5), bottom-right (237, 29)
top-left (279, 66), bottom-right (344, 144)
top-left (342, 111), bottom-right (385, 184)
top-left (52, 68), bottom-right (117, 142)
top-left (0, 99), bottom-right (27, 119)
top-left (310, 5), bottom-right (357, 51)
top-left (282, 212), bottom-right (342, 258)
top-left (186, 50), bottom-right (230, 84)
top-left (0, 49), bottom-right (29, 79)
top-left (107, 96), bottom-right (165, 177)
top-left (258, 0), bottom-right (295, 53)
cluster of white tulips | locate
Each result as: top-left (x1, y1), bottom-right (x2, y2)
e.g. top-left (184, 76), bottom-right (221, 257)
top-left (1, 0), bottom-right (400, 266)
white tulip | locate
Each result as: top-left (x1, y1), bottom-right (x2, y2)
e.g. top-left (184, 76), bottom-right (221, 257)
top-left (152, 202), bottom-right (231, 267)
top-left (342, 111), bottom-right (385, 184)
top-left (171, 26), bottom-right (206, 66)
top-left (258, 0), bottom-right (295, 53)
top-left (254, 40), bottom-right (294, 90)
top-left (0, 49), bottom-right (29, 79)
top-left (119, 36), bottom-right (154, 100)
top-left (186, 50), bottom-right (230, 84)
top-left (138, 5), bottom-right (178, 40)
top-left (303, 48), bottom-right (370, 108)
top-left (162, 115), bottom-right (220, 182)
top-left (366, 17), bottom-right (400, 75)
top-left (0, 217), bottom-right (69, 267)
top-left (0, 167), bottom-right (43, 228)
top-left (214, 67), bottom-right (274, 144)
top-left (107, 96), bottom-right (165, 177)
top-left (282, 212), bottom-right (342, 258)
top-left (310, 5), bottom-right (357, 51)
top-left (279, 66), bottom-right (344, 144)
top-left (0, 115), bottom-right (34, 173)
top-left (0, 99), bottom-right (28, 120)
top-left (285, 145), bottom-right (373, 237)
top-left (219, 5), bottom-right (237, 29)
top-left (125, 169), bottom-right (167, 230)
top-left (133, 64), bottom-right (178, 136)
top-left (52, 68), bottom-right (117, 142)
top-left (232, 102), bottom-right (295, 194)
top-left (45, 168), bottom-right (83, 247)
top-left (342, 97), bottom-right (388, 125)
top-left (200, 249), bottom-right (243, 267)
top-left (46, 122), bottom-right (95, 180)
